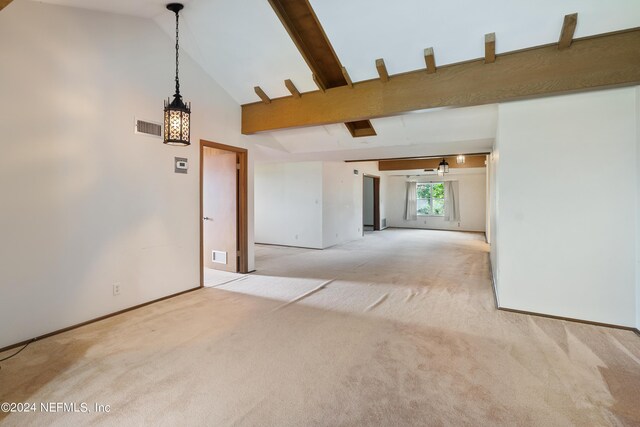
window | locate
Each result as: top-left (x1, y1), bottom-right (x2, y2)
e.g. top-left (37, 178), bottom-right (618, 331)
top-left (417, 182), bottom-right (444, 216)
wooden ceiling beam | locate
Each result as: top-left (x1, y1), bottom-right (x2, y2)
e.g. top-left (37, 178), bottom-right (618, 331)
top-left (345, 121), bottom-right (377, 137)
top-left (379, 156), bottom-right (487, 171)
top-left (341, 66), bottom-right (354, 88)
top-left (267, 0), bottom-right (377, 137)
top-left (268, 0), bottom-right (346, 87)
top-left (424, 47), bottom-right (437, 74)
top-left (312, 74), bottom-right (326, 93)
top-left (0, 0), bottom-right (13, 11)
top-left (344, 152), bottom-right (490, 163)
top-left (559, 13), bottom-right (578, 50)
top-left (284, 79), bottom-right (301, 98)
top-left (254, 86), bottom-right (271, 104)
top-left (485, 33), bottom-right (496, 63)
top-left (242, 28), bottom-right (640, 134)
top-left (376, 58), bottom-right (389, 82)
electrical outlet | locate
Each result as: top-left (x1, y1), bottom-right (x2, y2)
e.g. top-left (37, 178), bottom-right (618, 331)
top-left (113, 283), bottom-right (121, 296)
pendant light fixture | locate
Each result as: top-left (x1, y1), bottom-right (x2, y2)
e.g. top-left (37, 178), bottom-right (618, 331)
top-left (163, 3), bottom-right (191, 146)
top-left (438, 158), bottom-right (449, 174)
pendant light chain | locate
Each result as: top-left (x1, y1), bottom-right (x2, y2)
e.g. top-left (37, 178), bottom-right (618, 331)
top-left (174, 9), bottom-right (181, 96)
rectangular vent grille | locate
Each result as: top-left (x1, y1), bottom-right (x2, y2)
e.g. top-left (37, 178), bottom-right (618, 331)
top-left (212, 251), bottom-right (227, 265)
top-left (382, 218), bottom-right (387, 228)
top-left (135, 119), bottom-right (162, 138)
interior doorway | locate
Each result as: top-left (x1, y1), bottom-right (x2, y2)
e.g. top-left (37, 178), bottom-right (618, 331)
top-left (200, 140), bottom-right (249, 287)
top-left (363, 174), bottom-right (380, 233)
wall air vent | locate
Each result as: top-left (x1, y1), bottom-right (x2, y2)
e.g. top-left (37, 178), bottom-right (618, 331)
top-left (135, 118), bottom-right (162, 138)
top-left (212, 250), bottom-right (228, 265)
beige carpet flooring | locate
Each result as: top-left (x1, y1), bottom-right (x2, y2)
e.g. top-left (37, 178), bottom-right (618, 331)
top-left (1, 229), bottom-right (639, 426)
top-left (203, 267), bottom-right (242, 288)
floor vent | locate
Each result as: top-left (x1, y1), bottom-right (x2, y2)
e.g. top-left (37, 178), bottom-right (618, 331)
top-left (135, 118), bottom-right (162, 138)
top-left (382, 218), bottom-right (387, 228)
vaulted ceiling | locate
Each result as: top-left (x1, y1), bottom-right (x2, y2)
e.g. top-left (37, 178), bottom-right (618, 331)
top-left (155, 0), bottom-right (640, 107)
top-left (36, 0), bottom-right (640, 160)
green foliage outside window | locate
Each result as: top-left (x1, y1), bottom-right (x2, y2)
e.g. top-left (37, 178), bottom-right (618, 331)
top-left (417, 182), bottom-right (444, 216)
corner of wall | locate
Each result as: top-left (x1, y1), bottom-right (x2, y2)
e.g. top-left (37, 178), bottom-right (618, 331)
top-left (489, 133), bottom-right (500, 303)
top-left (636, 86), bottom-right (640, 330)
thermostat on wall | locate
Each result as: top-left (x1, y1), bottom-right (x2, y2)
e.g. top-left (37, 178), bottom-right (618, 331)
top-left (175, 157), bottom-right (188, 174)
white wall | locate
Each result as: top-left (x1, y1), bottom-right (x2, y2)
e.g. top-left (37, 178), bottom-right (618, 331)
top-left (0, 2), bottom-right (267, 348)
top-left (386, 170), bottom-right (487, 232)
top-left (494, 88), bottom-right (638, 327)
top-left (488, 151), bottom-right (499, 298)
top-left (322, 161), bottom-right (390, 247)
top-left (322, 162), bottom-right (362, 248)
top-left (485, 155), bottom-right (491, 243)
top-left (254, 162), bottom-right (324, 249)
top-left (254, 161), bottom-right (386, 250)
top-left (363, 177), bottom-right (374, 226)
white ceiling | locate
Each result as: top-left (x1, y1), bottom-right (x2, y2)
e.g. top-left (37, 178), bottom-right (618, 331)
top-left (252, 134), bottom-right (494, 163)
top-left (154, 0), bottom-right (318, 105)
top-left (36, 0), bottom-right (640, 161)
top-left (311, 0), bottom-right (640, 83)
top-left (260, 104), bottom-right (497, 160)
top-left (37, 0), bottom-right (188, 18)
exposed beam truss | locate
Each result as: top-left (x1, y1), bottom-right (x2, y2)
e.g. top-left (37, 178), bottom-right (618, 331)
top-left (559, 13), bottom-right (578, 50)
top-left (284, 79), bottom-right (301, 98)
top-left (253, 86), bottom-right (271, 104)
top-left (379, 155), bottom-right (487, 171)
top-left (484, 33), bottom-right (496, 63)
top-left (341, 67), bottom-right (354, 88)
top-left (266, 0), bottom-right (376, 137)
top-left (242, 23), bottom-right (640, 134)
top-left (424, 47), bottom-right (437, 74)
top-left (376, 58), bottom-right (389, 82)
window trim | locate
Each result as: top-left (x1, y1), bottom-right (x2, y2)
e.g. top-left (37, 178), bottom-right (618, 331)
top-left (416, 181), bottom-right (445, 217)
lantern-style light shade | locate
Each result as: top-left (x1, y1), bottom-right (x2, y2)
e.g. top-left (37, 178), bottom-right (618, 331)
top-left (456, 155), bottom-right (465, 164)
top-left (163, 3), bottom-right (191, 146)
top-left (438, 158), bottom-right (449, 173)
top-left (164, 95), bottom-right (191, 146)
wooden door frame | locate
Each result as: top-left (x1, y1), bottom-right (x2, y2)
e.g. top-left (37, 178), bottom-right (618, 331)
top-left (363, 174), bottom-right (381, 231)
top-left (200, 139), bottom-right (249, 287)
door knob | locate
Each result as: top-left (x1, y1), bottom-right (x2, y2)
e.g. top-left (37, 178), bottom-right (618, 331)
top-left (203, 217), bottom-right (212, 221)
